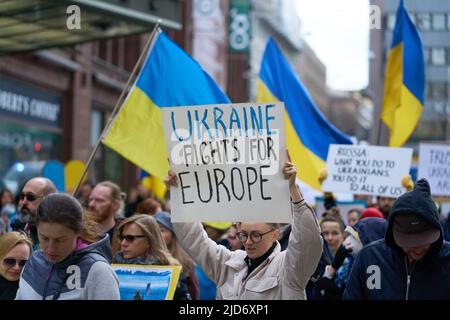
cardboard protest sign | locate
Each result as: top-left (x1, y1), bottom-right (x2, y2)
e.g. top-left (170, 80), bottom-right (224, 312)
top-left (112, 264), bottom-right (181, 300)
top-left (322, 144), bottom-right (413, 197)
top-left (162, 102), bottom-right (291, 222)
top-left (418, 143), bottom-right (450, 196)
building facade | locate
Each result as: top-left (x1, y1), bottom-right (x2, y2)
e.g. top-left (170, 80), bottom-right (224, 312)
top-left (370, 0), bottom-right (450, 148)
top-left (0, 1), bottom-right (188, 193)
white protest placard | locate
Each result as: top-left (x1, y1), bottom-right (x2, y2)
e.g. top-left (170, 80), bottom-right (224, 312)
top-left (162, 102), bottom-right (291, 222)
top-left (322, 144), bottom-right (413, 197)
top-left (418, 143), bottom-right (450, 196)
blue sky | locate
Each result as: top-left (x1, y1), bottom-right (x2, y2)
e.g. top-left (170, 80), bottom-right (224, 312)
top-left (295, 0), bottom-right (370, 91)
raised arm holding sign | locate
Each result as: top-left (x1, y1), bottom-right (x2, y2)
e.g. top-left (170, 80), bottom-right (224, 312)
top-left (164, 158), bottom-right (323, 300)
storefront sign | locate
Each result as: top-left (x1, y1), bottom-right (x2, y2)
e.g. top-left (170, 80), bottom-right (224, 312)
top-left (0, 77), bottom-right (61, 128)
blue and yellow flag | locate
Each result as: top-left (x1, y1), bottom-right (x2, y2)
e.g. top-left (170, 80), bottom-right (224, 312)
top-left (257, 38), bottom-right (352, 190)
top-left (103, 29), bottom-right (230, 181)
top-left (381, 0), bottom-right (425, 147)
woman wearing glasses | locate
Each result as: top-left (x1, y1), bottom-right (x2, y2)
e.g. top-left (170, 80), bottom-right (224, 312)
top-left (0, 232), bottom-right (32, 300)
top-left (165, 161), bottom-right (323, 300)
top-left (15, 193), bottom-right (120, 300)
top-left (112, 214), bottom-right (191, 300)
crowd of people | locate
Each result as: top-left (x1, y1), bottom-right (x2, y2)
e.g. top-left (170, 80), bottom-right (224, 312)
top-left (1, 161), bottom-right (450, 300)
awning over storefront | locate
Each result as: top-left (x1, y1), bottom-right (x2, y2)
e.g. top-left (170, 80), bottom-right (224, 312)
top-left (0, 0), bottom-right (182, 55)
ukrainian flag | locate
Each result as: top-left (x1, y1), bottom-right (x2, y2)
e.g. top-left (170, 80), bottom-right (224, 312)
top-left (103, 29), bottom-right (230, 181)
top-left (381, 0), bottom-right (425, 147)
top-left (257, 38), bottom-right (352, 190)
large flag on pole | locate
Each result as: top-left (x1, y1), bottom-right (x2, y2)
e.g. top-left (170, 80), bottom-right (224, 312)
top-left (381, 0), bottom-right (425, 147)
top-left (103, 29), bottom-right (230, 181)
top-left (256, 38), bottom-right (352, 191)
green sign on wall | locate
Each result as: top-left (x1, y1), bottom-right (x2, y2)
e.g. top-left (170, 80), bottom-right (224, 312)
top-left (229, 0), bottom-right (251, 52)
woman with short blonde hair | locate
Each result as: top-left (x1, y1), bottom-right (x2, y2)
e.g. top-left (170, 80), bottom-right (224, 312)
top-left (0, 232), bottom-right (32, 300)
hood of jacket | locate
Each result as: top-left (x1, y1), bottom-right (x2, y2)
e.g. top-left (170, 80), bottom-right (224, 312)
top-left (354, 218), bottom-right (387, 246)
top-left (54, 234), bottom-right (112, 268)
top-left (385, 178), bottom-right (443, 254)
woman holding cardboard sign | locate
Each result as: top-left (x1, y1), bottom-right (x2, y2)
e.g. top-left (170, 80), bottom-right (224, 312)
top-left (164, 158), bottom-right (323, 300)
top-left (113, 214), bottom-right (191, 300)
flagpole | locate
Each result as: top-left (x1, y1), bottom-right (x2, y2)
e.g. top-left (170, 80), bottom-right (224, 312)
top-left (376, 117), bottom-right (383, 146)
top-left (72, 21), bottom-right (162, 197)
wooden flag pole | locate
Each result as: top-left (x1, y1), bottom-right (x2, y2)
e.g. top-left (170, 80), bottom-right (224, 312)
top-left (376, 117), bottom-right (384, 146)
top-left (72, 21), bottom-right (161, 197)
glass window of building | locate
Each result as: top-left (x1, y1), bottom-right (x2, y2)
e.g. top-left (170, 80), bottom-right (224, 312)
top-left (447, 13), bottom-right (450, 30)
top-left (90, 110), bottom-right (102, 147)
top-left (425, 82), bottom-right (432, 99)
top-left (423, 47), bottom-right (430, 64)
top-left (447, 48), bottom-right (450, 65)
top-left (431, 48), bottom-right (446, 65)
top-left (417, 13), bottom-right (431, 31)
top-left (432, 13), bottom-right (446, 30)
top-left (431, 82), bottom-right (447, 100)
top-left (0, 77), bottom-right (62, 195)
top-left (387, 13), bottom-right (396, 30)
top-left (412, 120), bottom-right (446, 141)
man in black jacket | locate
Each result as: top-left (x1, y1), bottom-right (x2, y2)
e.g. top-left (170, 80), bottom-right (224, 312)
top-left (343, 178), bottom-right (450, 300)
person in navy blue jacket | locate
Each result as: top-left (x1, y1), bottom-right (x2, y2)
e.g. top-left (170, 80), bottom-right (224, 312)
top-left (343, 179), bottom-right (450, 300)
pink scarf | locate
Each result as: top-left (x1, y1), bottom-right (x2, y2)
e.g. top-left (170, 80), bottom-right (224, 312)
top-left (75, 238), bottom-right (89, 251)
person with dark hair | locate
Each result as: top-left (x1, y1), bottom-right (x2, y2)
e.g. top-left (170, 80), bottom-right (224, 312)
top-left (311, 217), bottom-right (387, 300)
top-left (347, 208), bottom-right (362, 227)
top-left (319, 216), bottom-right (345, 257)
top-left (13, 177), bottom-right (56, 250)
top-left (376, 196), bottom-right (395, 219)
top-left (344, 179), bottom-right (450, 299)
top-left (124, 184), bottom-right (153, 218)
top-left (78, 181), bottom-right (94, 209)
top-left (1, 188), bottom-right (17, 233)
top-left (165, 161), bottom-right (323, 300)
top-left (16, 193), bottom-right (120, 300)
top-left (1, 188), bottom-right (14, 210)
top-left (1, 204), bottom-right (16, 233)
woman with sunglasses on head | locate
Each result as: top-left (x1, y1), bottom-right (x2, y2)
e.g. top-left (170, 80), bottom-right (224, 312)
top-left (113, 214), bottom-right (191, 300)
top-left (0, 232), bottom-right (32, 300)
top-left (16, 193), bottom-right (120, 300)
top-left (165, 160), bottom-right (323, 300)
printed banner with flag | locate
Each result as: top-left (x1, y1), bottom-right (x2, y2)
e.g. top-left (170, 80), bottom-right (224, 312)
top-left (256, 38), bottom-right (352, 191)
top-left (381, 0), bottom-right (425, 147)
top-left (103, 29), bottom-right (230, 183)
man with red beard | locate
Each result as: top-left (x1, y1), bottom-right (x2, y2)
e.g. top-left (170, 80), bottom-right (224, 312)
top-left (88, 181), bottom-right (125, 251)
top-left (17, 177), bottom-right (56, 250)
